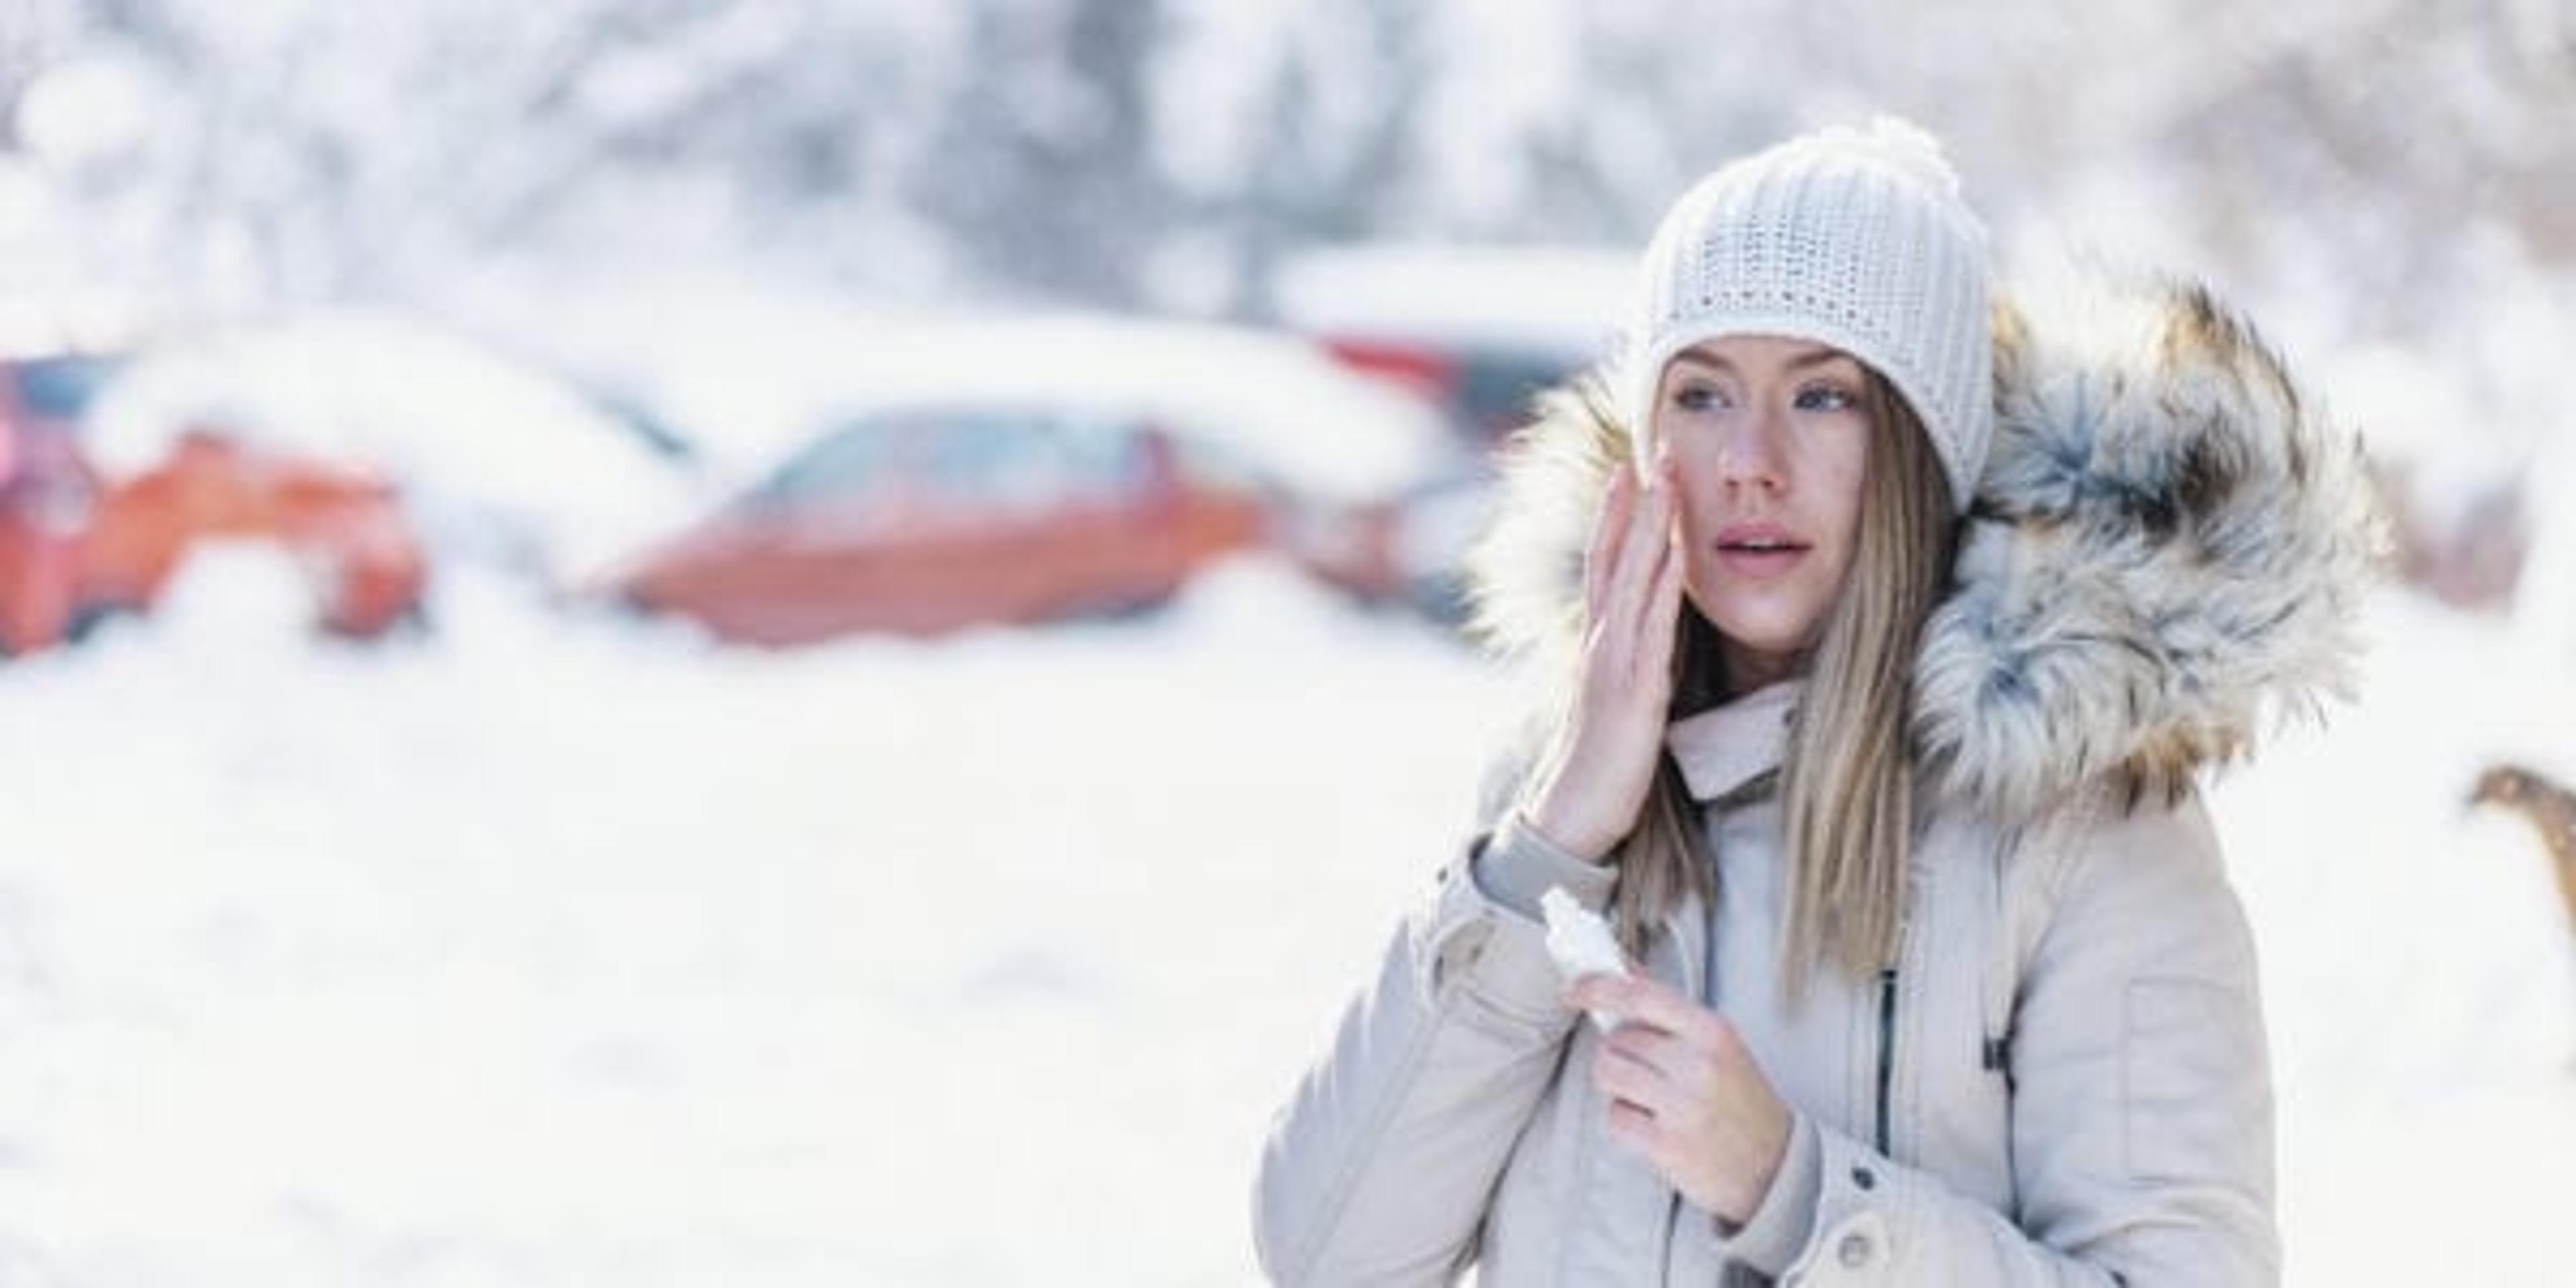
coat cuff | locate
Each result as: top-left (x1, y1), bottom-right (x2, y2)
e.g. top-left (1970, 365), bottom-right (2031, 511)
top-left (1774, 1124), bottom-right (1904, 1281)
top-left (1406, 819), bottom-right (1615, 1033)
top-left (1709, 1110), bottom-right (1822, 1277)
top-left (1471, 811), bottom-right (1616, 920)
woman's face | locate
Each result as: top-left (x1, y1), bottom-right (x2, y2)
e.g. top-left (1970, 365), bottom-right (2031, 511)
top-left (1650, 335), bottom-right (1872, 690)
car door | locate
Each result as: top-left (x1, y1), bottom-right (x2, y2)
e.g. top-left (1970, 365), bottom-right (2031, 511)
top-left (676, 415), bottom-right (914, 641)
top-left (898, 409), bottom-right (1169, 625)
top-left (724, 408), bottom-right (1124, 636)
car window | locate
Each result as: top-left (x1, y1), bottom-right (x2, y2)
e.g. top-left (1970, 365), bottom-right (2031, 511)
top-left (756, 407), bottom-right (1163, 520)
top-left (1051, 414), bottom-right (1159, 500)
top-left (918, 411), bottom-right (1157, 511)
top-left (918, 411), bottom-right (1044, 505)
top-left (13, 354), bottom-right (125, 423)
top-left (753, 419), bottom-right (900, 511)
top-left (1161, 426), bottom-right (1267, 494)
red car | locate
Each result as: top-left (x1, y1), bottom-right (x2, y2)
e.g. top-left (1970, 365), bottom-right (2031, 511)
top-left (0, 347), bottom-right (433, 653)
top-left (604, 404), bottom-right (1273, 643)
top-left (1313, 335), bottom-right (1598, 449)
top-left (0, 354), bottom-right (117, 653)
top-left (79, 429), bottom-right (429, 639)
top-left (1277, 245), bottom-right (1627, 448)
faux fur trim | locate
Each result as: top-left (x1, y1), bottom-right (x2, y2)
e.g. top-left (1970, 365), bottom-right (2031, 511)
top-left (1463, 268), bottom-right (2386, 824)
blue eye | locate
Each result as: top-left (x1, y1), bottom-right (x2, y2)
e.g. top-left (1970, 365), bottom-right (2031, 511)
top-left (1674, 384), bottom-right (1731, 413)
top-left (1795, 384), bottom-right (1859, 412)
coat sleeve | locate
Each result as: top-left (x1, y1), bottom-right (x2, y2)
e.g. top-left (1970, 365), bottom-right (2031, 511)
top-left (1251, 757), bottom-right (1614, 1286)
top-left (1708, 788), bottom-right (2279, 1286)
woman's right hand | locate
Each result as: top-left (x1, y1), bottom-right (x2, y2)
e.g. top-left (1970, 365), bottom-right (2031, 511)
top-left (1515, 446), bottom-right (1687, 863)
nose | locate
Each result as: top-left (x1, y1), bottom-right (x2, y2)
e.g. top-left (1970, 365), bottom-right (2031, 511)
top-left (1714, 400), bottom-right (1788, 495)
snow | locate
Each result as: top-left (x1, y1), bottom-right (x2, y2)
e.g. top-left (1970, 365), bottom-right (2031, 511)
top-left (13, 52), bottom-right (158, 173)
top-left (2205, 590), bottom-right (2576, 1282)
top-left (1273, 242), bottom-right (1631, 357)
top-left (1, 547), bottom-right (2569, 1283)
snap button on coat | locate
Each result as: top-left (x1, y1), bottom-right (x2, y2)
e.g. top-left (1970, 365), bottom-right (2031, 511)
top-left (1837, 1230), bottom-right (1874, 1269)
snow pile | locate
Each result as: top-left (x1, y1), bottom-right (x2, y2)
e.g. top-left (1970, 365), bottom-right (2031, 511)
top-left (0, 552), bottom-right (2567, 1283)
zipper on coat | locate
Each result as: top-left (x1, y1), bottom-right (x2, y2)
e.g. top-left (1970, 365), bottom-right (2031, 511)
top-left (1873, 967), bottom-right (1898, 1157)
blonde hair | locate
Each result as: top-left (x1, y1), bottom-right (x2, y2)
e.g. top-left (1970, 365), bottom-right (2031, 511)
top-left (1610, 372), bottom-right (1957, 998)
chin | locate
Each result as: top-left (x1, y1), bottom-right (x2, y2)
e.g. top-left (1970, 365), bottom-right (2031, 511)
top-left (1690, 596), bottom-right (1825, 659)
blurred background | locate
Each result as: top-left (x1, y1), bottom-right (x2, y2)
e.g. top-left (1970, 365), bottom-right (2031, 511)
top-left (0, 0), bottom-right (2569, 1283)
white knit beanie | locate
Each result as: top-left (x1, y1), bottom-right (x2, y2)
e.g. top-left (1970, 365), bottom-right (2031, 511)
top-left (1622, 115), bottom-right (1993, 511)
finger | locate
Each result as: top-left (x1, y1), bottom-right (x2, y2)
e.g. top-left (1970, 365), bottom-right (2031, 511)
top-left (1604, 464), bottom-right (1672, 640)
top-left (1592, 1042), bottom-right (1672, 1114)
top-left (1568, 972), bottom-right (1725, 1047)
top-left (1583, 466), bottom-right (1638, 623)
top-left (1603, 1019), bottom-right (1696, 1081)
top-left (1635, 517), bottom-right (1688, 672)
top-left (1602, 1097), bottom-right (1666, 1159)
top-left (1621, 473), bottom-right (1678, 638)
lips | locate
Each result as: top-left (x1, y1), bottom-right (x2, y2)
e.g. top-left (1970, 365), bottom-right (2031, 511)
top-left (1715, 523), bottom-right (1809, 554)
top-left (1713, 523), bottom-right (1809, 577)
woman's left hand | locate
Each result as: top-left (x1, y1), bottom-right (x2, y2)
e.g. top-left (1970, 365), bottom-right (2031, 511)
top-left (1565, 972), bottom-right (1794, 1226)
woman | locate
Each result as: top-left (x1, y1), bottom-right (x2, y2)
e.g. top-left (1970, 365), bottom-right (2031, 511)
top-left (1252, 119), bottom-right (2377, 1285)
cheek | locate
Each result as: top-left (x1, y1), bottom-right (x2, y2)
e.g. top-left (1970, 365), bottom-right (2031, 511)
top-left (1672, 491), bottom-right (1734, 609)
top-left (1670, 479), bottom-right (1725, 561)
top-left (1813, 440), bottom-right (1871, 543)
top-left (1664, 443), bottom-right (1728, 527)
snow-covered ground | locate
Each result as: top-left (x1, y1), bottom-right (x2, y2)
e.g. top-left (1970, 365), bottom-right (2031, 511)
top-left (0, 551), bottom-right (2568, 1285)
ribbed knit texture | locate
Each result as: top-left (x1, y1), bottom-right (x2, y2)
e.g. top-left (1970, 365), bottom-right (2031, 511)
top-left (1623, 117), bottom-right (1993, 511)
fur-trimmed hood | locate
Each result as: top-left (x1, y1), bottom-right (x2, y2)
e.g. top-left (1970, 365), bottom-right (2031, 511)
top-left (1466, 268), bottom-right (2385, 824)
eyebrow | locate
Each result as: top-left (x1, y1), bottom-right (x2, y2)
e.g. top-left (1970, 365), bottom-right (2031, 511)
top-left (1670, 344), bottom-right (1857, 375)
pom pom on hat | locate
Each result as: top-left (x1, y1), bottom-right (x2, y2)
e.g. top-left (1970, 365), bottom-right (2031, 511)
top-left (1798, 115), bottom-right (1964, 199)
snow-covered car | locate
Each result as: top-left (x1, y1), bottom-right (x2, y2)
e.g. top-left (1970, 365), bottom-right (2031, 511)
top-left (78, 429), bottom-right (428, 639)
top-left (81, 310), bottom-right (704, 588)
top-left (673, 311), bottom-right (1461, 510)
top-left (584, 309), bottom-right (1479, 633)
top-left (0, 346), bottom-right (434, 649)
top-left (599, 402), bottom-right (1273, 643)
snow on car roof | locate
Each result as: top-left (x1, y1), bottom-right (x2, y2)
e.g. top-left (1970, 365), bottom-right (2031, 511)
top-left (724, 312), bottom-right (1462, 504)
top-left (82, 309), bottom-right (702, 573)
top-left (437, 267), bottom-right (1457, 506)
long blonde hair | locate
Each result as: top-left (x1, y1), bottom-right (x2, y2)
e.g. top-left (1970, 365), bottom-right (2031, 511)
top-left (1609, 372), bottom-right (1958, 999)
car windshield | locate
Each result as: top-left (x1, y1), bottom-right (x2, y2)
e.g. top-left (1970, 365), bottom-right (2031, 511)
top-left (752, 407), bottom-right (1157, 517)
top-left (751, 417), bottom-right (902, 511)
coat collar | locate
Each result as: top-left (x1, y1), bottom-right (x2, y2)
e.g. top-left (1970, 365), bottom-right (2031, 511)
top-left (1665, 680), bottom-right (1800, 804)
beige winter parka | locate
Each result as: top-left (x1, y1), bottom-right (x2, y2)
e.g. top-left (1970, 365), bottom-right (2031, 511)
top-left (1252, 271), bottom-right (2381, 1286)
